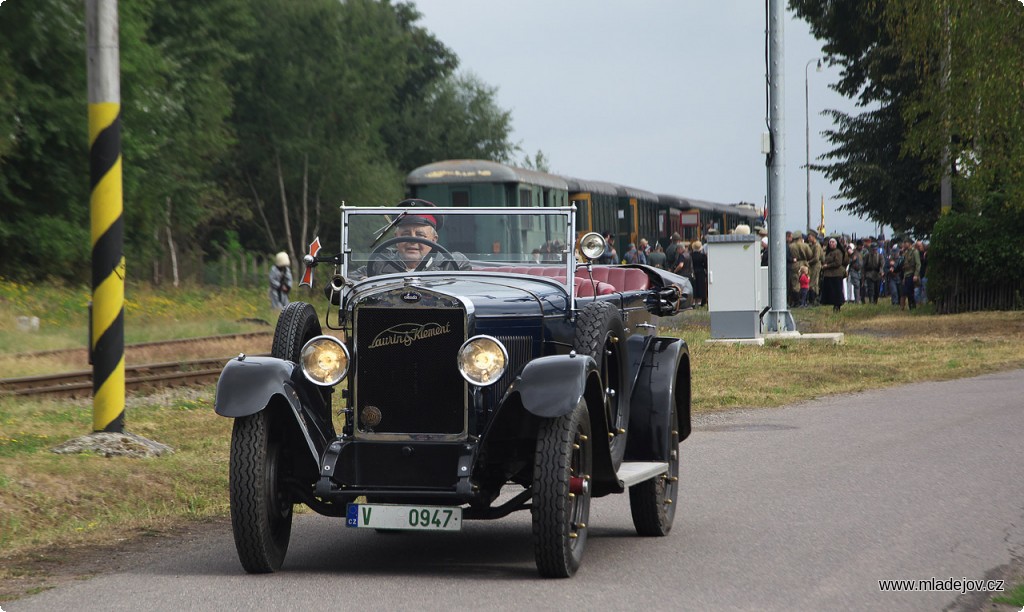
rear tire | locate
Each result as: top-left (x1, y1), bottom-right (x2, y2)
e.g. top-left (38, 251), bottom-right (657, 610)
top-left (229, 409), bottom-right (293, 573)
top-left (532, 398), bottom-right (593, 578)
top-left (628, 400), bottom-right (680, 536)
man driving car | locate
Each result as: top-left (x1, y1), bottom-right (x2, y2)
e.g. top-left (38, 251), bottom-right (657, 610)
top-left (363, 200), bottom-right (471, 276)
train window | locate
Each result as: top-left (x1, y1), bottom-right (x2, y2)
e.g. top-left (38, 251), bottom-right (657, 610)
top-left (451, 190), bottom-right (469, 207)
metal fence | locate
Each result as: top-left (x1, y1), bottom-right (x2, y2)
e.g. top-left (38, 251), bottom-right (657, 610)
top-left (933, 272), bottom-right (1024, 314)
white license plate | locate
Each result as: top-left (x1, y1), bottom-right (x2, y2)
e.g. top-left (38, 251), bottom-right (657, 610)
top-left (346, 503), bottom-right (462, 531)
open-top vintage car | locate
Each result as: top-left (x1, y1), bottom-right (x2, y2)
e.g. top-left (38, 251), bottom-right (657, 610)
top-left (214, 203), bottom-right (694, 577)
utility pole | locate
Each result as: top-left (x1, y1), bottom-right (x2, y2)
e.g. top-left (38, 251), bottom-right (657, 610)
top-left (87, 0), bottom-right (125, 433)
top-left (765, 0), bottom-right (796, 333)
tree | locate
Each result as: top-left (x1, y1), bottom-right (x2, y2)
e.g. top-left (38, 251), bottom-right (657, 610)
top-left (790, 0), bottom-right (942, 236)
top-left (885, 0), bottom-right (1024, 212)
top-left (0, 0), bottom-right (91, 280)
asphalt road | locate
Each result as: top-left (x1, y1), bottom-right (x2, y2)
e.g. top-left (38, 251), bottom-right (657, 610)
top-left (11, 369), bottom-right (1024, 611)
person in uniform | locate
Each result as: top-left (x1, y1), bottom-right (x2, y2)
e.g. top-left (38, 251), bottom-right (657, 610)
top-left (789, 231), bottom-right (812, 306)
top-left (359, 199), bottom-right (471, 277)
top-left (806, 229), bottom-right (824, 305)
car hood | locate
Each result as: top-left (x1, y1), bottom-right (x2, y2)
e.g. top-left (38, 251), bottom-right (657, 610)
top-left (348, 272), bottom-right (570, 318)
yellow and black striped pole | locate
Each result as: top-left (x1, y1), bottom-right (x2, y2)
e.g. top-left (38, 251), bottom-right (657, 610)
top-left (87, 0), bottom-right (125, 433)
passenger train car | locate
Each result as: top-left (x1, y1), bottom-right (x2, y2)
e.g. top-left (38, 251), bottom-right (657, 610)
top-left (406, 159), bottom-right (762, 253)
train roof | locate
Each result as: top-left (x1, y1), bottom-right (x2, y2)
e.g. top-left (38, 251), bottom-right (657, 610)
top-left (407, 159), bottom-right (568, 190)
top-left (562, 176), bottom-right (620, 196)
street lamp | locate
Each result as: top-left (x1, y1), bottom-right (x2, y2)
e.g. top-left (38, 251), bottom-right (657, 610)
top-left (805, 58), bottom-right (822, 235)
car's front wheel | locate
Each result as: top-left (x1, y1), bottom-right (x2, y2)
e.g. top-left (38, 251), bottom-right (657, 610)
top-left (229, 409), bottom-right (293, 573)
top-left (532, 398), bottom-right (593, 578)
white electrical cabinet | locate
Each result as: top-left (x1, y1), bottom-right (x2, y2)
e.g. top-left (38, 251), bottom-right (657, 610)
top-left (706, 234), bottom-right (763, 339)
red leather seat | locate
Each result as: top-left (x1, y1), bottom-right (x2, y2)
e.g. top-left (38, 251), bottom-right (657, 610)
top-left (470, 266), bottom-right (615, 296)
top-left (574, 266), bottom-right (650, 292)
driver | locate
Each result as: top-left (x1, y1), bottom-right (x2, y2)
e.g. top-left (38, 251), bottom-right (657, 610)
top-left (364, 200), bottom-right (471, 276)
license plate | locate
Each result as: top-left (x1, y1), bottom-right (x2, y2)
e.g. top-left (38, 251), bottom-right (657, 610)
top-left (346, 503), bottom-right (462, 531)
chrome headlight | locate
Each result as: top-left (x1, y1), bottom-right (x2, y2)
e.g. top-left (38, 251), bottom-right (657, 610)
top-left (300, 335), bottom-right (350, 386)
top-left (578, 232), bottom-right (606, 261)
top-left (457, 335), bottom-right (508, 387)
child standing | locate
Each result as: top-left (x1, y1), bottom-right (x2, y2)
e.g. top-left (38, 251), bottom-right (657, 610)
top-left (798, 265), bottom-right (810, 307)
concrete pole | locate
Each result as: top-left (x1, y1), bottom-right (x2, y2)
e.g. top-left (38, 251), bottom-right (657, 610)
top-left (87, 0), bottom-right (126, 432)
top-left (766, 0), bottom-right (796, 332)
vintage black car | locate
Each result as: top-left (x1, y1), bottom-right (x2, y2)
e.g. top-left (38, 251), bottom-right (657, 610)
top-left (215, 204), bottom-right (694, 577)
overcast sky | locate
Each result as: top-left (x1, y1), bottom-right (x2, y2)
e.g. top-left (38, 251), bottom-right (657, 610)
top-left (412, 1), bottom-right (887, 237)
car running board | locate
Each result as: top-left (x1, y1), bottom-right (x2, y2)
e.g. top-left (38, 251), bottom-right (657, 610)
top-left (616, 461), bottom-right (669, 488)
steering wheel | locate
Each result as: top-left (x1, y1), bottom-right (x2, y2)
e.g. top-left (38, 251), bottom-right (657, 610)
top-left (366, 236), bottom-right (458, 277)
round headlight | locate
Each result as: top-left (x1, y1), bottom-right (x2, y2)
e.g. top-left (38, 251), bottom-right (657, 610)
top-left (300, 335), bottom-right (350, 386)
top-left (457, 335), bottom-right (508, 387)
top-left (578, 232), bottom-right (607, 261)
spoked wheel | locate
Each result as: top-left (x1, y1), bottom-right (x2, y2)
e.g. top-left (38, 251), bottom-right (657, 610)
top-left (532, 398), bottom-right (593, 578)
top-left (573, 301), bottom-right (626, 470)
top-left (629, 400), bottom-right (680, 536)
top-left (229, 409), bottom-right (293, 573)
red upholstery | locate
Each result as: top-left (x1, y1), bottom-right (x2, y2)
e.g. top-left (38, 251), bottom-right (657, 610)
top-left (470, 265), bottom-right (625, 296)
top-left (574, 266), bottom-right (650, 291)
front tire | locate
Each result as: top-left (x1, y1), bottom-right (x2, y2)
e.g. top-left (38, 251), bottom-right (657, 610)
top-left (273, 301), bottom-right (332, 429)
top-left (629, 400), bottom-right (680, 536)
top-left (229, 409), bottom-right (293, 573)
top-left (532, 398), bottom-right (593, 578)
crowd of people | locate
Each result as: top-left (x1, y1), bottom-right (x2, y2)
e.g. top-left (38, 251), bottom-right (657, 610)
top-left (786, 230), bottom-right (928, 312)
top-left (595, 226), bottom-right (929, 314)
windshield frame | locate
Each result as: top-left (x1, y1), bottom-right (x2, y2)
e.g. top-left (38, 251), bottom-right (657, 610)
top-left (340, 204), bottom-right (579, 291)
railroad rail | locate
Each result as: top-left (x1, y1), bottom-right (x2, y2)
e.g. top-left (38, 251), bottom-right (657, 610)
top-left (0, 355), bottom-right (267, 399)
top-left (9, 330), bottom-right (272, 360)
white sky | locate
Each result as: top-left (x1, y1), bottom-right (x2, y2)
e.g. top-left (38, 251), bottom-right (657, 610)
top-left (412, 0), bottom-right (888, 237)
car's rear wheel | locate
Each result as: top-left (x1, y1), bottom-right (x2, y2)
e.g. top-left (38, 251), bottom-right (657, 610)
top-left (532, 398), bottom-right (593, 578)
top-left (573, 301), bottom-right (626, 469)
top-left (628, 399), bottom-right (680, 536)
top-left (229, 409), bottom-right (293, 573)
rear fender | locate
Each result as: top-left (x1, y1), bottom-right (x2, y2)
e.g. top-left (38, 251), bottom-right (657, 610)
top-left (214, 355), bottom-right (329, 470)
top-left (625, 337), bottom-right (692, 462)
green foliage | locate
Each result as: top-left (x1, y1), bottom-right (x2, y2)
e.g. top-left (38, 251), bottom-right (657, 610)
top-left (0, 0), bottom-right (516, 282)
top-left (793, 0), bottom-right (1024, 238)
top-left (886, 0), bottom-right (1024, 212)
top-left (928, 199), bottom-right (1024, 298)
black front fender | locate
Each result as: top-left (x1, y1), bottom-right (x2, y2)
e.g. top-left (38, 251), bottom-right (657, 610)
top-left (513, 353), bottom-right (598, 419)
top-left (215, 356), bottom-right (296, 418)
top-left (214, 355), bottom-right (330, 471)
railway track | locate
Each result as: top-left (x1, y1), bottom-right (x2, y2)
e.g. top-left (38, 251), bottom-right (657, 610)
top-left (0, 355), bottom-right (268, 399)
top-left (2, 333), bottom-right (276, 401)
top-left (9, 330), bottom-right (272, 360)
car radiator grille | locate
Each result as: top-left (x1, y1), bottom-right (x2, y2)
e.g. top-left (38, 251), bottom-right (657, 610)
top-left (354, 306), bottom-right (466, 436)
top-left (491, 335), bottom-right (533, 402)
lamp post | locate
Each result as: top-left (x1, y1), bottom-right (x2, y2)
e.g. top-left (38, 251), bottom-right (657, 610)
top-left (805, 58), bottom-right (822, 235)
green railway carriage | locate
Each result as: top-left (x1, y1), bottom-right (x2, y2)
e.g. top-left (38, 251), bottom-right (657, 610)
top-left (407, 159), bottom-right (570, 260)
top-left (562, 176), bottom-right (619, 242)
top-left (406, 159), bottom-right (757, 257)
